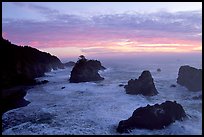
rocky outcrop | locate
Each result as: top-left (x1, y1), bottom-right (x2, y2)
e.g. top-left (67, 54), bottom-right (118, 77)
top-left (0, 37), bottom-right (64, 114)
top-left (63, 61), bottom-right (75, 67)
top-left (117, 101), bottom-right (186, 133)
top-left (124, 70), bottom-right (158, 96)
top-left (1, 86), bottom-right (31, 115)
top-left (0, 37), bottom-right (64, 89)
top-left (177, 65), bottom-right (202, 91)
top-left (69, 56), bottom-right (105, 83)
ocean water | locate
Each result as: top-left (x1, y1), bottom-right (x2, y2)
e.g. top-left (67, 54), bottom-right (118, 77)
top-left (2, 57), bottom-right (202, 135)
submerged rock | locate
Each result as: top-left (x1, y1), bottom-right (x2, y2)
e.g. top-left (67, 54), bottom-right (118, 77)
top-left (170, 84), bottom-right (176, 88)
top-left (117, 101), bottom-right (186, 133)
top-left (157, 68), bottom-right (161, 72)
top-left (61, 87), bottom-right (65, 89)
top-left (124, 70), bottom-right (158, 96)
top-left (192, 94), bottom-right (202, 100)
top-left (177, 65), bottom-right (202, 91)
top-left (69, 56), bottom-right (105, 83)
top-left (119, 84), bottom-right (124, 87)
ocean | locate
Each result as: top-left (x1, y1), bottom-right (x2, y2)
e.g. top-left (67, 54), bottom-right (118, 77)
top-left (2, 54), bottom-right (202, 135)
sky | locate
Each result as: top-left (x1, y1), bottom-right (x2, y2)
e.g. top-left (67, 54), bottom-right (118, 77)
top-left (2, 2), bottom-right (202, 61)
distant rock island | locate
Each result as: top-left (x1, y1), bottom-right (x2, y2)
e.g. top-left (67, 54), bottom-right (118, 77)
top-left (124, 70), bottom-right (158, 96)
top-left (69, 55), bottom-right (105, 83)
top-left (177, 65), bottom-right (202, 92)
top-left (63, 61), bottom-right (75, 67)
top-left (0, 37), bottom-right (64, 114)
top-left (117, 101), bottom-right (186, 133)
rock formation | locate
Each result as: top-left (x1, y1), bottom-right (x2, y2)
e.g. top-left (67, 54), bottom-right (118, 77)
top-left (63, 61), bottom-right (75, 67)
top-left (124, 70), bottom-right (158, 96)
top-left (69, 56), bottom-right (105, 83)
top-left (117, 101), bottom-right (186, 133)
top-left (1, 86), bottom-right (30, 115)
top-left (177, 65), bottom-right (202, 91)
top-left (0, 37), bottom-right (64, 89)
top-left (170, 84), bottom-right (176, 88)
top-left (0, 37), bottom-right (64, 114)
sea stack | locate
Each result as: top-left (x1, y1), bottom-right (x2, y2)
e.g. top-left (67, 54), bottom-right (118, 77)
top-left (177, 65), bottom-right (202, 91)
top-left (69, 55), bottom-right (106, 83)
top-left (117, 101), bottom-right (186, 133)
top-left (124, 70), bottom-right (158, 96)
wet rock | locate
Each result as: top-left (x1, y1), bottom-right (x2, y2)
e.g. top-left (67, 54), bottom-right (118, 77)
top-left (177, 65), bottom-right (202, 91)
top-left (117, 101), bottom-right (186, 133)
top-left (1, 86), bottom-right (30, 115)
top-left (119, 84), bottom-right (124, 87)
top-left (124, 70), bottom-right (158, 96)
top-left (170, 84), bottom-right (176, 88)
top-left (61, 87), bottom-right (65, 89)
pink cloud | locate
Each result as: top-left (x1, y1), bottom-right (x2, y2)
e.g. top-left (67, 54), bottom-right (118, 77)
top-left (2, 9), bottom-right (201, 59)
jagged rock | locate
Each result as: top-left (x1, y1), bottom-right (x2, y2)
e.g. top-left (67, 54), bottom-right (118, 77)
top-left (63, 61), bottom-right (75, 67)
top-left (0, 37), bottom-right (64, 89)
top-left (117, 101), bottom-right (186, 133)
top-left (177, 65), bottom-right (202, 91)
top-left (124, 70), bottom-right (158, 96)
top-left (69, 56), bottom-right (105, 83)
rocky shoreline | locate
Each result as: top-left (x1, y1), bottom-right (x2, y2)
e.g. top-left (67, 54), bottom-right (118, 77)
top-left (0, 38), bottom-right (65, 114)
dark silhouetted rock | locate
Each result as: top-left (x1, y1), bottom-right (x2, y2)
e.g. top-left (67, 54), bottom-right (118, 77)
top-left (177, 65), bottom-right (202, 91)
top-left (119, 84), bottom-right (124, 87)
top-left (0, 37), bottom-right (64, 114)
top-left (69, 56), bottom-right (105, 83)
top-left (61, 87), bottom-right (65, 89)
top-left (63, 61), bottom-right (75, 67)
top-left (157, 68), bottom-right (161, 72)
top-left (124, 70), bottom-right (158, 96)
top-left (170, 84), bottom-right (176, 88)
top-left (1, 86), bottom-right (31, 115)
top-left (116, 101), bottom-right (186, 133)
top-left (0, 37), bottom-right (64, 89)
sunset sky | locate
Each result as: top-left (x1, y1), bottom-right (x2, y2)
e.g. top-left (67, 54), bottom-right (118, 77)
top-left (2, 2), bottom-right (202, 60)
